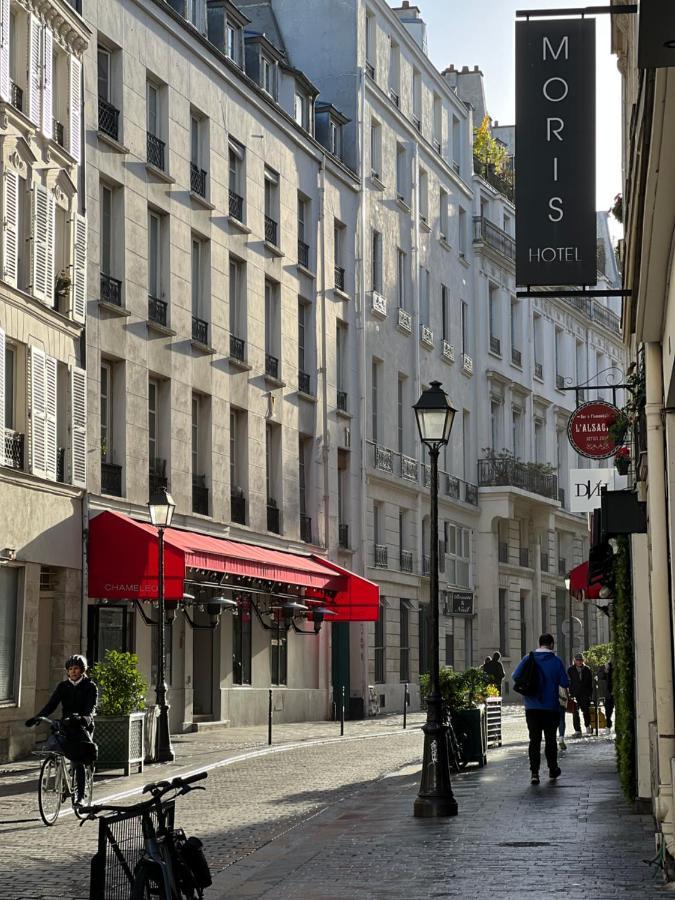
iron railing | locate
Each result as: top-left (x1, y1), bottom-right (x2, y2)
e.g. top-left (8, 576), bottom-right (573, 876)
top-left (335, 265), bottom-right (345, 292)
top-left (298, 240), bottom-right (310, 269)
top-left (412, 114), bottom-right (421, 132)
top-left (190, 163), bottom-right (207, 197)
top-left (473, 155), bottom-right (515, 202)
top-left (229, 189), bottom-right (244, 221)
top-left (147, 132), bottom-right (165, 170)
top-left (446, 475), bottom-right (460, 499)
top-left (264, 215), bottom-right (278, 245)
top-left (148, 296), bottom-right (167, 326)
top-left (562, 294), bottom-right (622, 335)
top-left (374, 544), bottom-right (388, 567)
top-left (4, 430), bottom-right (24, 470)
top-left (10, 81), bottom-right (22, 112)
top-left (337, 390), bottom-right (348, 412)
top-left (498, 542), bottom-right (509, 563)
top-left (53, 119), bottom-right (65, 147)
top-left (400, 454), bottom-right (418, 481)
top-left (464, 483), bottom-right (478, 505)
top-left (473, 215), bottom-right (516, 261)
top-left (100, 273), bottom-right (122, 306)
top-left (298, 371), bottom-right (311, 394)
top-left (422, 555), bottom-right (431, 575)
top-left (477, 457), bottom-right (558, 501)
top-left (389, 87), bottom-right (399, 107)
top-left (230, 335), bottom-right (245, 362)
top-left (149, 460), bottom-right (168, 495)
top-left (338, 523), bottom-right (349, 549)
top-left (101, 462), bottom-right (122, 497)
top-left (192, 316), bottom-right (208, 345)
top-left (265, 354), bottom-right (279, 379)
top-left (400, 550), bottom-right (413, 573)
top-left (535, 362), bottom-right (543, 379)
top-left (231, 493), bottom-right (246, 525)
top-left (558, 488), bottom-right (566, 507)
top-left (374, 445), bottom-right (393, 473)
top-left (192, 476), bottom-right (209, 515)
top-left (98, 97), bottom-right (119, 141)
top-left (556, 374), bottom-right (565, 389)
top-left (490, 336), bottom-right (501, 354)
top-left (267, 502), bottom-right (280, 533)
top-left (300, 515), bottom-right (312, 543)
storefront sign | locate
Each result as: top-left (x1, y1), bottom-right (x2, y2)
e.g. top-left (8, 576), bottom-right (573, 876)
top-left (515, 18), bottom-right (596, 286)
top-left (451, 592), bottom-right (473, 615)
top-left (570, 468), bottom-right (615, 513)
top-left (567, 400), bottom-right (620, 459)
top-left (638, 0), bottom-right (675, 68)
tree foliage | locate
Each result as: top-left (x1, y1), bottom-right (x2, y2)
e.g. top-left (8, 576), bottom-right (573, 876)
top-left (611, 537), bottom-right (636, 802)
top-left (473, 116), bottom-right (508, 172)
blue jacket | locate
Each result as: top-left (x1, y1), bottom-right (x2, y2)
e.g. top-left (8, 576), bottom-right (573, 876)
top-left (512, 650), bottom-right (569, 710)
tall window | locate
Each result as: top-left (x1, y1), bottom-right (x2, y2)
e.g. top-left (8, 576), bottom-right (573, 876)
top-left (371, 229), bottom-right (382, 293)
top-left (264, 167), bottom-right (279, 235)
top-left (439, 188), bottom-right (448, 240)
top-left (397, 249), bottom-right (406, 309)
top-left (446, 524), bottom-right (471, 588)
top-left (412, 69), bottom-right (421, 126)
top-left (261, 55), bottom-right (275, 96)
top-left (400, 600), bottom-right (411, 681)
top-left (229, 256), bottom-right (244, 340)
top-left (371, 358), bottom-right (379, 441)
top-left (452, 116), bottom-right (461, 171)
top-left (370, 118), bottom-right (382, 178)
top-left (374, 599), bottom-right (386, 683)
top-left (298, 301), bottom-right (307, 376)
top-left (555, 328), bottom-right (564, 380)
top-left (541, 595), bottom-right (549, 633)
top-left (298, 434), bottom-right (309, 518)
top-left (148, 210), bottom-right (162, 300)
top-left (533, 313), bottom-right (543, 373)
top-left (191, 236), bottom-right (202, 318)
top-left (233, 597), bottom-right (252, 685)
top-left (365, 10), bottom-right (376, 71)
top-left (510, 299), bottom-right (520, 359)
top-left (100, 184), bottom-right (113, 277)
top-left (191, 394), bottom-right (200, 478)
top-left (441, 284), bottom-right (449, 341)
top-left (445, 630), bottom-right (454, 668)
top-left (461, 300), bottom-right (469, 355)
top-left (396, 143), bottom-right (407, 201)
top-left (458, 207), bottom-right (467, 256)
top-left (490, 399), bottom-right (502, 451)
top-left (389, 40), bottom-right (400, 100)
top-left (228, 139), bottom-right (245, 215)
top-left (148, 379), bottom-right (158, 465)
top-left (499, 588), bottom-right (508, 656)
top-left (5, 345), bottom-right (15, 430)
top-left (419, 604), bottom-right (430, 676)
top-left (512, 407), bottom-right (522, 459)
top-left (147, 80), bottom-right (160, 138)
top-left (535, 419), bottom-right (545, 463)
top-left (297, 193), bottom-right (308, 247)
top-left (100, 362), bottom-right (112, 463)
top-left (419, 267), bottom-right (430, 325)
top-left (489, 284), bottom-right (500, 350)
top-left (432, 93), bottom-right (442, 151)
top-left (397, 375), bottom-right (405, 453)
top-left (264, 280), bottom-right (279, 366)
top-left (97, 46), bottom-right (111, 101)
top-left (336, 321), bottom-right (347, 397)
top-left (419, 168), bottom-right (428, 222)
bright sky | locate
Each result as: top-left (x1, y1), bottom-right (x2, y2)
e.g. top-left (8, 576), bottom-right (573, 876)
top-left (419, 0), bottom-right (622, 213)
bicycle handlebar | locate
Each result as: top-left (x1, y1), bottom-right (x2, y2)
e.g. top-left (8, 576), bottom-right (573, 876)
top-left (79, 771), bottom-right (208, 822)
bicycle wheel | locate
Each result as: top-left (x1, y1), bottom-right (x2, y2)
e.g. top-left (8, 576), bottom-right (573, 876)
top-left (131, 861), bottom-right (166, 899)
top-left (38, 755), bottom-right (63, 825)
top-left (72, 764), bottom-right (94, 819)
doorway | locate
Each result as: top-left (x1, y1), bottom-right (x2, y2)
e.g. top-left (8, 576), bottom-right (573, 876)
top-left (192, 608), bottom-right (214, 717)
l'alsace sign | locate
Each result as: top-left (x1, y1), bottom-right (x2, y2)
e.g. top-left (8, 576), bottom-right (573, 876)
top-left (567, 400), bottom-right (621, 460)
top-left (515, 18), bottom-right (596, 286)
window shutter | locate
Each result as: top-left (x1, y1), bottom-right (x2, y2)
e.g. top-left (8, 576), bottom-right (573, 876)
top-left (45, 192), bottom-right (55, 305)
top-left (68, 55), bottom-right (82, 163)
top-left (41, 27), bottom-right (53, 140)
top-left (29, 346), bottom-right (46, 478)
top-left (0, 328), bottom-right (5, 467)
top-left (70, 366), bottom-right (86, 487)
top-left (45, 353), bottom-right (57, 481)
top-left (27, 14), bottom-right (41, 126)
top-left (0, 0), bottom-right (10, 103)
top-left (2, 170), bottom-right (18, 287)
top-left (32, 184), bottom-right (49, 302)
top-left (71, 213), bottom-right (86, 323)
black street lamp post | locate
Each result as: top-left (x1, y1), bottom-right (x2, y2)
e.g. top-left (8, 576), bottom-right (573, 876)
top-left (148, 486), bottom-right (176, 763)
top-left (413, 381), bottom-right (458, 818)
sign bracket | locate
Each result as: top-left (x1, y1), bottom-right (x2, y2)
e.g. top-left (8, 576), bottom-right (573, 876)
top-left (517, 288), bottom-right (631, 299)
top-left (558, 366), bottom-right (635, 410)
top-left (516, 5), bottom-right (637, 18)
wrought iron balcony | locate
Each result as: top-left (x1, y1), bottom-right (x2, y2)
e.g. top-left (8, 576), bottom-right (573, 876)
top-left (192, 316), bottom-right (208, 345)
top-left (473, 215), bottom-right (516, 261)
top-left (267, 502), bottom-right (280, 534)
top-left (432, 138), bottom-right (441, 155)
top-left (298, 240), bottom-right (310, 269)
top-left (338, 523), bottom-right (349, 549)
top-left (229, 189), bottom-right (244, 221)
top-left (519, 548), bottom-right (530, 568)
top-left (264, 215), bottom-right (278, 246)
top-left (400, 549), bottom-right (413, 573)
top-left (374, 544), bottom-right (388, 568)
top-left (230, 334), bottom-right (245, 362)
top-left (374, 445), bottom-right (393, 473)
top-left (148, 295), bottom-right (167, 327)
top-left (478, 456), bottom-right (559, 501)
top-left (190, 163), bottom-right (207, 197)
top-left (98, 97), bottom-right (119, 141)
top-left (298, 371), bottom-right (311, 395)
top-left (300, 515), bottom-right (312, 543)
top-left (335, 265), bottom-right (345, 292)
top-left (53, 119), bottom-right (65, 147)
top-left (446, 475), bottom-right (460, 499)
top-left (512, 347), bottom-right (522, 367)
top-left (400, 454), bottom-right (418, 481)
top-left (337, 390), bottom-right (348, 413)
top-left (192, 475), bottom-right (209, 515)
top-left (265, 353), bottom-right (279, 379)
top-left (535, 362), bottom-right (543, 379)
top-left (389, 88), bottom-right (400, 107)
top-left (498, 542), bottom-right (509, 563)
top-left (473, 155), bottom-right (515, 202)
top-left (490, 336), bottom-right (501, 355)
top-left (464, 482), bottom-right (478, 505)
top-left (4, 430), bottom-right (24, 470)
top-left (101, 462), bottom-right (122, 497)
top-left (398, 308), bottom-right (412, 333)
top-left (147, 132), bottom-right (165, 170)
top-left (100, 273), bottom-right (123, 306)
top-left (10, 81), bottom-right (22, 112)
top-left (412, 113), bottom-right (421, 132)
top-left (231, 492), bottom-right (246, 525)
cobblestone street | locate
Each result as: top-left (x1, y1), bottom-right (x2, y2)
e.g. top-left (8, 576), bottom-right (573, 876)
top-left (0, 709), bottom-right (669, 899)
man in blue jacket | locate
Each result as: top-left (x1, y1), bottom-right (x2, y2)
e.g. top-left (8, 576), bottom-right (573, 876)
top-left (512, 633), bottom-right (569, 785)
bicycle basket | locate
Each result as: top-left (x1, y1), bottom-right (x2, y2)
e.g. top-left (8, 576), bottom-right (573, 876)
top-left (176, 832), bottom-right (212, 889)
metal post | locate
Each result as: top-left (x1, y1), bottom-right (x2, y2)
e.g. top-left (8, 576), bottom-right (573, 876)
top-left (155, 527), bottom-right (175, 763)
top-left (268, 688), bottom-right (273, 746)
top-left (340, 685), bottom-right (345, 736)
top-left (414, 447), bottom-right (457, 817)
top-left (403, 682), bottom-right (408, 729)
top-left (594, 676), bottom-right (599, 737)
top-left (569, 588), bottom-right (574, 664)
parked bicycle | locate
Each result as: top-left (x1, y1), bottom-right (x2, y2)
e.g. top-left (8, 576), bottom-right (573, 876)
top-left (82, 771), bottom-right (212, 899)
top-left (32, 716), bottom-right (94, 825)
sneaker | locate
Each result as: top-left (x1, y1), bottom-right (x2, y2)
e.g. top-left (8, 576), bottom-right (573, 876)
top-left (586, 726), bottom-right (593, 735)
top-left (559, 739), bottom-right (567, 751)
top-left (549, 766), bottom-right (562, 780)
top-left (531, 773), bottom-right (540, 785)
top-left (572, 731), bottom-right (582, 737)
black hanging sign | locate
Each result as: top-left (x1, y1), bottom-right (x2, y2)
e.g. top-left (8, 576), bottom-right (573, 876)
top-left (451, 592), bottom-right (474, 615)
top-left (515, 18), bottom-right (596, 287)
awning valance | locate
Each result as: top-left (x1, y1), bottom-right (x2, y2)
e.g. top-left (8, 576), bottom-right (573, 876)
top-left (87, 510), bottom-right (379, 622)
top-left (569, 560), bottom-right (603, 600)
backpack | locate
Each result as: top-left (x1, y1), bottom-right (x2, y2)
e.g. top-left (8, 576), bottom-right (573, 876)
top-left (513, 651), bottom-right (541, 697)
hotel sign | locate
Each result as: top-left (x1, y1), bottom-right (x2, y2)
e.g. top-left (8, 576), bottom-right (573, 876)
top-left (567, 400), bottom-right (620, 459)
top-left (515, 18), bottom-right (596, 286)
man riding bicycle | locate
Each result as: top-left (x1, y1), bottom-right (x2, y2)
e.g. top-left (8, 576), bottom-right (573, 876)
top-left (26, 654), bottom-right (98, 805)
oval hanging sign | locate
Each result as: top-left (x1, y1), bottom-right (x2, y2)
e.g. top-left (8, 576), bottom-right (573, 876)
top-left (567, 400), bottom-right (622, 459)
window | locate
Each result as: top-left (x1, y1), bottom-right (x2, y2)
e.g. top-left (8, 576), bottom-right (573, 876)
top-left (229, 256), bottom-right (245, 343)
top-left (432, 94), bottom-right (442, 152)
top-left (397, 375), bottom-right (405, 453)
top-left (576, 340), bottom-right (585, 385)
top-left (270, 614), bottom-right (287, 685)
top-left (371, 229), bottom-right (382, 293)
top-left (512, 407), bottom-right (522, 459)
top-left (338, 451), bottom-right (349, 538)
top-left (147, 210), bottom-right (164, 302)
top-left (533, 313), bottom-right (543, 374)
top-left (400, 600), bottom-right (411, 681)
top-left (298, 301), bottom-right (306, 376)
top-left (439, 188), bottom-right (448, 241)
top-left (499, 588), bottom-right (508, 656)
top-left (397, 249), bottom-right (406, 309)
top-left (412, 69), bottom-right (421, 127)
top-left (29, 347), bottom-right (58, 481)
top-left (100, 183), bottom-right (113, 277)
top-left (452, 116), bottom-right (461, 172)
top-left (490, 399), bottom-right (502, 451)
top-left (148, 378), bottom-right (159, 469)
top-left (389, 39), bottom-right (400, 102)
top-left (419, 603), bottom-right (430, 676)
top-left (147, 79), bottom-right (160, 138)
top-left (97, 46), bottom-right (111, 101)
top-left (297, 193), bottom-right (310, 266)
top-left (510, 299), bottom-right (520, 361)
top-left (191, 235), bottom-right (207, 320)
top-left (233, 597), bottom-right (252, 685)
top-left (445, 630), bottom-right (454, 668)
top-left (419, 266), bottom-right (430, 326)
top-left (370, 118), bottom-right (382, 179)
top-left (446, 524), bottom-right (471, 588)
top-left (0, 567), bottom-right (19, 701)
top-left (419, 168), bottom-right (428, 223)
top-left (336, 321), bottom-right (347, 401)
top-left (4, 342), bottom-right (15, 431)
top-left (461, 300), bottom-right (469, 354)
top-left (396, 143), bottom-right (407, 202)
top-left (100, 362), bottom-right (112, 463)
top-left (294, 91), bottom-right (309, 130)
top-left (264, 167), bottom-right (279, 243)
top-left (230, 407), bottom-right (246, 502)
top-left (228, 139), bottom-right (245, 219)
top-left (298, 434), bottom-right (310, 520)
top-left (462, 410), bottom-right (471, 481)
top-left (488, 284), bottom-right (500, 352)
top-left (441, 284), bottom-right (450, 341)
top-left (371, 358), bottom-right (379, 442)
top-left (374, 599), bottom-right (385, 683)
top-left (365, 10), bottom-right (376, 74)
top-left (187, 0), bottom-right (206, 32)
top-left (555, 328), bottom-right (564, 383)
top-left (226, 20), bottom-right (241, 64)
top-left (190, 112), bottom-right (208, 196)
top-left (264, 280), bottom-right (280, 373)
top-left (329, 118), bottom-right (342, 158)
top-left (266, 422), bottom-right (280, 506)
top-left (87, 605), bottom-right (133, 667)
top-left (261, 54), bottom-right (275, 97)
top-left (458, 207), bottom-right (467, 256)
top-left (535, 419), bottom-right (545, 463)
top-left (541, 595), bottom-right (549, 634)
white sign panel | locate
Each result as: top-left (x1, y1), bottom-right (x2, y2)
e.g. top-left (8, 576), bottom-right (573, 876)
top-left (570, 468), bottom-right (615, 513)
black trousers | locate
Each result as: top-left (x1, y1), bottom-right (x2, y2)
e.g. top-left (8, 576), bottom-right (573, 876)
top-left (572, 700), bottom-right (591, 733)
top-left (604, 697), bottom-right (615, 727)
top-left (525, 708), bottom-right (560, 774)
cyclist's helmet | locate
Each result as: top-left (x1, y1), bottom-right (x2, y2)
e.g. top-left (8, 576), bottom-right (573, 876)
top-left (65, 654), bottom-right (87, 672)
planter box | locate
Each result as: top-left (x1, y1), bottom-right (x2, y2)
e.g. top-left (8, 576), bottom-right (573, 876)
top-left (95, 712), bottom-right (145, 775)
top-left (451, 705), bottom-right (487, 767)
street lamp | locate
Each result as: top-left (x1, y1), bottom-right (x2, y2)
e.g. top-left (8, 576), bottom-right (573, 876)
top-left (413, 381), bottom-right (458, 818)
top-left (148, 486), bottom-right (176, 763)
top-left (564, 575), bottom-right (574, 664)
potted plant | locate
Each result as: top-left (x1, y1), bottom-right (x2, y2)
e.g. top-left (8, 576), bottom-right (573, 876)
top-left (610, 193), bottom-right (623, 224)
top-left (420, 666), bottom-right (490, 766)
top-left (614, 445), bottom-right (631, 476)
top-left (607, 411), bottom-right (630, 446)
top-left (91, 650), bottom-right (147, 774)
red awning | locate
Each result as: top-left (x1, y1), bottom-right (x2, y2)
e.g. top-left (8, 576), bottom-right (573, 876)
top-left (87, 510), bottom-right (379, 621)
top-left (569, 560), bottom-right (602, 600)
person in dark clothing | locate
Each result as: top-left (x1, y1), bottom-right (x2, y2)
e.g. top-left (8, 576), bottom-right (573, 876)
top-left (603, 660), bottom-right (615, 730)
top-left (568, 653), bottom-right (594, 735)
top-left (26, 654), bottom-right (97, 804)
top-left (512, 634), bottom-right (569, 784)
top-left (483, 651), bottom-right (506, 692)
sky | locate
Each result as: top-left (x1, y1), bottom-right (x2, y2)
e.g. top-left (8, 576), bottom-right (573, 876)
top-left (418, 0), bottom-right (623, 213)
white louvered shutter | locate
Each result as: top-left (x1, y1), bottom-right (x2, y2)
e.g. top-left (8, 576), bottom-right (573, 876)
top-left (0, 328), bottom-right (5, 467)
top-left (27, 15), bottom-right (41, 126)
top-left (32, 184), bottom-right (49, 302)
top-left (45, 192), bottom-right (55, 304)
top-left (70, 366), bottom-right (86, 487)
top-left (30, 346), bottom-right (46, 478)
top-left (2, 170), bottom-right (18, 287)
top-left (68, 56), bottom-right (81, 163)
top-left (41, 27), bottom-right (52, 140)
top-left (71, 213), bottom-right (86, 323)
top-left (44, 353), bottom-right (57, 481)
top-left (0, 0), bottom-right (10, 104)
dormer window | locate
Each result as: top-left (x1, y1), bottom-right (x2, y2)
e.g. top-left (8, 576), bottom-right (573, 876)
top-left (261, 55), bottom-right (275, 97)
top-left (226, 21), bottom-right (241, 65)
top-left (329, 119), bottom-right (342, 158)
top-left (294, 92), bottom-right (310, 130)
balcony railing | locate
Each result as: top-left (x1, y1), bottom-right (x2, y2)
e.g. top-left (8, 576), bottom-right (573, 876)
top-left (101, 462), bottom-right (122, 497)
top-left (192, 476), bottom-right (209, 515)
top-left (389, 87), bottom-right (400, 107)
top-left (535, 361), bottom-right (543, 379)
top-left (512, 347), bottom-right (522, 367)
top-left (473, 215), bottom-right (516, 261)
top-left (400, 454), bottom-right (418, 481)
top-left (412, 114), bottom-right (421, 132)
top-left (298, 240), bottom-right (310, 269)
top-left (264, 215), bottom-right (278, 246)
top-left (299, 371), bottom-right (311, 395)
top-left (374, 544), bottom-right (388, 568)
top-left (4, 430), bottom-right (24, 470)
top-left (541, 552), bottom-right (549, 573)
top-left (473, 155), bottom-right (515, 202)
top-left (338, 523), bottom-right (349, 549)
top-left (229, 189), bottom-right (244, 221)
top-left (300, 515), bottom-right (312, 543)
top-left (147, 132), bottom-right (166, 170)
top-left (477, 457), bottom-right (559, 501)
top-left (265, 354), bottom-right (279, 380)
top-left (464, 483), bottom-right (478, 505)
top-left (498, 542), bottom-right (509, 563)
top-left (422, 555), bottom-right (431, 575)
top-left (98, 97), bottom-right (119, 141)
top-left (337, 390), bottom-right (348, 413)
top-left (446, 475), bottom-right (460, 499)
top-left (230, 334), bottom-right (245, 362)
top-left (374, 445), bottom-right (393, 473)
top-left (148, 295), bottom-right (167, 327)
top-left (10, 81), bottom-right (23, 112)
top-left (556, 374), bottom-right (565, 390)
top-left (192, 316), bottom-right (208, 345)
top-left (53, 119), bottom-right (65, 147)
top-left (519, 548), bottom-right (530, 568)
top-left (558, 488), bottom-right (566, 508)
top-left (100, 273), bottom-right (123, 307)
top-left (267, 502), bottom-right (280, 534)
top-left (562, 294), bottom-right (622, 335)
top-left (231, 493), bottom-right (246, 525)
top-left (490, 336), bottom-right (501, 355)
top-left (400, 549), bottom-right (413, 573)
top-left (190, 163), bottom-right (207, 197)
top-left (398, 308), bottom-right (412, 333)
top-left (423, 464), bottom-right (431, 487)
top-left (335, 265), bottom-right (345, 292)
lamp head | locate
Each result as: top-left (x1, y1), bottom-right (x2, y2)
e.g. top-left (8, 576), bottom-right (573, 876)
top-left (413, 381), bottom-right (456, 449)
top-left (564, 576), bottom-right (571, 592)
top-left (148, 487), bottom-right (176, 528)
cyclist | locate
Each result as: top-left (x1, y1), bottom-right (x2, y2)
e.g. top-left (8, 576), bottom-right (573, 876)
top-left (25, 654), bottom-right (98, 805)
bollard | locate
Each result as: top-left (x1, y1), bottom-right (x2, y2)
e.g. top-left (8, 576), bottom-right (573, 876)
top-left (340, 685), bottom-right (345, 736)
top-left (403, 682), bottom-right (408, 729)
top-left (268, 688), bottom-right (273, 746)
top-left (593, 676), bottom-right (599, 737)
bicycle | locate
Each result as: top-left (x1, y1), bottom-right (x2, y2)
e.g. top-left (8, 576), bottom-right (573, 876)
top-left (32, 716), bottom-right (94, 825)
top-left (82, 771), bottom-right (212, 899)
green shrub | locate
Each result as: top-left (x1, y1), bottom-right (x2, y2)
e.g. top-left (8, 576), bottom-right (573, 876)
top-left (584, 642), bottom-right (613, 674)
top-left (420, 666), bottom-right (491, 711)
top-left (612, 537), bottom-right (636, 803)
top-left (91, 650), bottom-right (147, 716)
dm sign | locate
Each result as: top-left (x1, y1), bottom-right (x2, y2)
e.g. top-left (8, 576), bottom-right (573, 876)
top-left (567, 400), bottom-right (620, 460)
top-left (515, 18), bottom-right (596, 286)
top-left (570, 468), bottom-right (615, 513)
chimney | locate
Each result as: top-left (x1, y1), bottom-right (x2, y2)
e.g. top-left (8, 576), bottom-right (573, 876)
top-left (392, 3), bottom-right (428, 55)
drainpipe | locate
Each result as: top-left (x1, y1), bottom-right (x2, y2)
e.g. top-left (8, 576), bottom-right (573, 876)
top-left (357, 65), bottom-right (368, 707)
top-left (318, 151), bottom-right (330, 696)
top-left (644, 341), bottom-right (675, 849)
top-left (80, 494), bottom-right (88, 652)
top-left (412, 141), bottom-right (422, 585)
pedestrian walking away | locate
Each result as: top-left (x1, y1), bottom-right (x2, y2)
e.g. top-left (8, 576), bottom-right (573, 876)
top-left (558, 685), bottom-right (569, 751)
top-left (603, 659), bottom-right (615, 730)
top-left (512, 634), bottom-right (569, 785)
top-left (568, 652), bottom-right (594, 736)
top-left (483, 651), bottom-right (506, 692)
top-left (25, 654), bottom-right (98, 805)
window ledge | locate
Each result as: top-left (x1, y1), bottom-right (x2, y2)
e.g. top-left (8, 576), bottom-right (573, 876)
top-left (336, 408), bottom-right (352, 421)
top-left (146, 320), bottom-right (176, 337)
top-left (298, 390), bottom-right (318, 403)
top-left (439, 237), bottom-right (452, 252)
top-left (419, 217), bottom-right (431, 233)
top-left (264, 241), bottom-right (285, 258)
top-left (191, 339), bottom-right (216, 354)
top-left (334, 287), bottom-right (351, 301)
top-left (227, 216), bottom-right (252, 234)
top-left (98, 299), bottom-right (131, 317)
top-left (458, 253), bottom-right (470, 268)
top-left (297, 263), bottom-right (315, 279)
top-left (396, 196), bottom-right (411, 213)
top-left (229, 356), bottom-right (252, 371)
top-left (488, 349), bottom-right (502, 360)
top-left (264, 374), bottom-right (286, 388)
top-left (145, 162), bottom-right (176, 184)
top-left (97, 131), bottom-right (130, 153)
top-left (190, 191), bottom-right (215, 210)
top-left (370, 174), bottom-right (385, 191)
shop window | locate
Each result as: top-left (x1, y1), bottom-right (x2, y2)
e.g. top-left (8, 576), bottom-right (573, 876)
top-left (233, 597), bottom-right (252, 684)
top-left (87, 604), bottom-right (133, 666)
top-left (0, 567), bottom-right (19, 702)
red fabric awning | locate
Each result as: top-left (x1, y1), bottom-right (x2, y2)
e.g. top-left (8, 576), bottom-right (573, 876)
top-left (87, 510), bottom-right (379, 621)
top-left (569, 560), bottom-right (602, 600)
